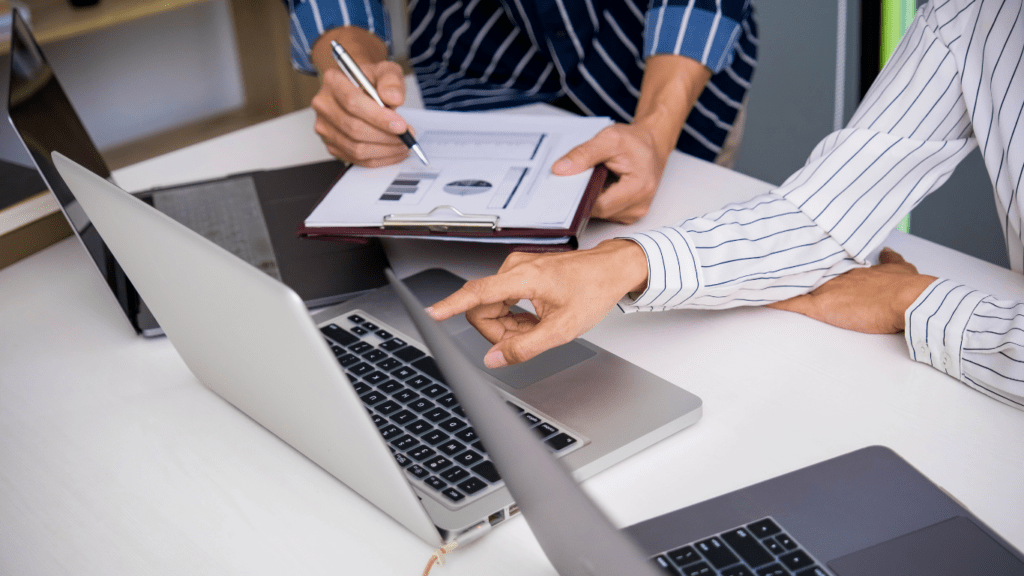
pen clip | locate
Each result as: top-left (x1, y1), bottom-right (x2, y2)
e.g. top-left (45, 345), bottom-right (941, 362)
top-left (330, 40), bottom-right (386, 107)
top-left (383, 205), bottom-right (499, 232)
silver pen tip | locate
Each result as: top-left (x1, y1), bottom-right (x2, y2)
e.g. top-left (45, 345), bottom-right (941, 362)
top-left (412, 144), bottom-right (430, 166)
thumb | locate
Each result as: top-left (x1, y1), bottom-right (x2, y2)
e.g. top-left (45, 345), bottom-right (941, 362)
top-left (368, 61), bottom-right (406, 108)
top-left (878, 247), bottom-right (906, 265)
top-left (552, 128), bottom-right (618, 176)
top-left (485, 320), bottom-right (572, 367)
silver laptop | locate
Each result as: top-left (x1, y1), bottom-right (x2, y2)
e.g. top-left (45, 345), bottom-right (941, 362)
top-left (392, 270), bottom-right (1024, 576)
top-left (52, 152), bottom-right (702, 544)
top-left (5, 10), bottom-right (388, 337)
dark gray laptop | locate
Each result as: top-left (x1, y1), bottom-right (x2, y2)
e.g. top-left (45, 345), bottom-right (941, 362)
top-left (393, 273), bottom-right (1024, 575)
top-left (5, 10), bottom-right (388, 336)
top-left (51, 151), bottom-right (702, 546)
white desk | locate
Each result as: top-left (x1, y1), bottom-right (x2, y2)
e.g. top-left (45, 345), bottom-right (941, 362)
top-left (2, 108), bottom-right (1022, 575)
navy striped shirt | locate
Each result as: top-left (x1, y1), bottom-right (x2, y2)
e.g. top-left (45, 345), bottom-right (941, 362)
top-left (286, 0), bottom-right (758, 162)
top-left (620, 0), bottom-right (1024, 411)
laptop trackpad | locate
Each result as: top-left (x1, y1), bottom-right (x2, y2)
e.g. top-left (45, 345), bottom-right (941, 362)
top-left (828, 516), bottom-right (1024, 575)
top-left (453, 327), bottom-right (596, 390)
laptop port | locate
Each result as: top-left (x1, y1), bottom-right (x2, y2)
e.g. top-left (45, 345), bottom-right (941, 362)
top-left (488, 510), bottom-right (505, 526)
top-left (508, 503), bottom-right (520, 517)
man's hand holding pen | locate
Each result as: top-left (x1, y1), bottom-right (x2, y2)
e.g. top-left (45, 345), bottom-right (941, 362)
top-left (309, 28), bottom-right (423, 167)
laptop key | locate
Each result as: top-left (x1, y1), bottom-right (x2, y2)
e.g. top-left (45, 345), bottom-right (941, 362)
top-left (454, 427), bottom-right (477, 443)
top-left (321, 324), bottom-right (358, 346)
top-left (755, 564), bottom-right (788, 576)
top-left (352, 381), bottom-right (371, 395)
top-left (379, 338), bottom-right (407, 352)
top-left (406, 464), bottom-right (429, 479)
top-left (406, 375), bottom-right (432, 389)
top-left (423, 476), bottom-right (446, 491)
top-left (392, 389), bottom-right (420, 404)
top-left (421, 383), bottom-right (448, 398)
top-left (374, 329), bottom-right (392, 340)
top-left (349, 341), bottom-right (372, 354)
top-left (394, 346), bottom-right (425, 362)
top-left (424, 408), bottom-right (450, 422)
top-left (376, 358), bottom-right (402, 371)
top-left (360, 391), bottom-right (386, 406)
top-left (438, 417), bottom-right (466, 433)
top-left (436, 393), bottom-right (459, 408)
top-left (722, 567), bottom-right (755, 576)
top-left (377, 379), bottom-right (403, 394)
top-left (350, 362), bottom-right (374, 376)
top-left (405, 419), bottom-right (432, 435)
top-left (390, 409), bottom-right (417, 425)
top-left (422, 455), bottom-right (453, 473)
top-left (408, 399), bottom-right (435, 413)
top-left (337, 353), bottom-right (360, 367)
top-left (544, 433), bottom-right (577, 452)
top-left (775, 534), bottom-right (797, 551)
top-left (362, 322), bottom-right (378, 331)
top-left (778, 551), bottom-right (813, 572)
top-left (371, 414), bottom-right (387, 428)
top-left (695, 537), bottom-right (740, 569)
top-left (412, 357), bottom-right (445, 382)
top-left (422, 430), bottom-right (450, 446)
top-left (390, 366), bottom-right (418, 380)
top-left (440, 466), bottom-right (470, 483)
top-left (654, 555), bottom-right (680, 575)
top-left (346, 314), bottom-right (365, 324)
top-left (394, 453), bottom-right (412, 468)
top-left (361, 349), bottom-right (388, 363)
top-left (748, 519), bottom-right (781, 538)
top-left (521, 412), bottom-right (542, 426)
top-left (453, 450), bottom-right (483, 467)
top-left (722, 529), bottom-right (773, 567)
top-left (379, 424), bottom-right (402, 440)
top-left (330, 344), bottom-right (345, 356)
top-left (441, 487), bottom-right (464, 502)
top-left (533, 422), bottom-right (558, 439)
top-left (762, 539), bottom-right (784, 556)
top-left (794, 567), bottom-right (827, 576)
top-left (668, 545), bottom-right (701, 566)
top-left (390, 434), bottom-right (419, 451)
top-left (453, 406), bottom-right (466, 418)
top-left (350, 326), bottom-right (368, 336)
top-left (470, 461), bottom-right (501, 483)
top-left (438, 440), bottom-right (466, 456)
top-left (375, 400), bottom-right (401, 415)
top-left (363, 371), bottom-right (388, 385)
top-left (682, 561), bottom-right (713, 576)
top-left (457, 477), bottom-right (487, 495)
top-left (408, 446), bottom-right (436, 461)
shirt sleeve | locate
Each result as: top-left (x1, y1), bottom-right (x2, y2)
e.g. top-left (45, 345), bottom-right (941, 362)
top-left (644, 0), bottom-right (751, 72)
top-left (618, 6), bottom-right (1024, 411)
top-left (284, 0), bottom-right (392, 74)
top-left (906, 280), bottom-right (1024, 411)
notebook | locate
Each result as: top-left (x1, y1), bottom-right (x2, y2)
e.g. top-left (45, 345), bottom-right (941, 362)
top-left (5, 10), bottom-right (388, 337)
top-left (51, 151), bottom-right (703, 544)
top-left (392, 270), bottom-right (1024, 576)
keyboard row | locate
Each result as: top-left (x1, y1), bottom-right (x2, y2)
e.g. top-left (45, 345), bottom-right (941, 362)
top-left (322, 311), bottom-right (581, 506)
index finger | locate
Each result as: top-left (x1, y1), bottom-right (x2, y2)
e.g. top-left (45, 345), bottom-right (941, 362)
top-left (428, 275), bottom-right (528, 321)
top-left (552, 126), bottom-right (621, 176)
top-left (324, 68), bottom-right (409, 136)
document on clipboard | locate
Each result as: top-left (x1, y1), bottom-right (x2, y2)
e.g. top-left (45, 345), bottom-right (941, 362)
top-left (298, 109), bottom-right (612, 249)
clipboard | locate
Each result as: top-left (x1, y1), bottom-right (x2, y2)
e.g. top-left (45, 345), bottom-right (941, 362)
top-left (296, 164), bottom-right (607, 252)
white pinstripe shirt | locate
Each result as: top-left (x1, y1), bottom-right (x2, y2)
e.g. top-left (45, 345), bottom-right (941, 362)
top-left (621, 0), bottom-right (1024, 411)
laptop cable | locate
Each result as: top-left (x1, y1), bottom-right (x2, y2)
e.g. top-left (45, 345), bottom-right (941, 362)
top-left (422, 520), bottom-right (491, 576)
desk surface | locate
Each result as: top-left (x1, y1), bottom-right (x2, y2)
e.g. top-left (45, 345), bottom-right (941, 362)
top-left (2, 105), bottom-right (1022, 575)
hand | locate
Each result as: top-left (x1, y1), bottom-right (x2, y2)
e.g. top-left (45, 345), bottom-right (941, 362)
top-left (311, 47), bottom-right (411, 167)
top-left (552, 123), bottom-right (669, 224)
top-left (767, 248), bottom-right (937, 333)
top-left (428, 240), bottom-right (649, 367)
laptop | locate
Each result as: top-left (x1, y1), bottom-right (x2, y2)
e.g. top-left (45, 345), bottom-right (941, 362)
top-left (5, 10), bottom-right (388, 337)
top-left (51, 152), bottom-right (703, 544)
top-left (393, 264), bottom-right (1024, 575)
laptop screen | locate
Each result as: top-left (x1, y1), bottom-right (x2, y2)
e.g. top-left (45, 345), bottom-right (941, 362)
top-left (6, 10), bottom-right (143, 331)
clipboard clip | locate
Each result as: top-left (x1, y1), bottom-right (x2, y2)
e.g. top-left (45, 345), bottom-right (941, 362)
top-left (382, 205), bottom-right (500, 232)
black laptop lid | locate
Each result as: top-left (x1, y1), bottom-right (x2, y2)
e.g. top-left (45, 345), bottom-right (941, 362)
top-left (6, 10), bottom-right (143, 331)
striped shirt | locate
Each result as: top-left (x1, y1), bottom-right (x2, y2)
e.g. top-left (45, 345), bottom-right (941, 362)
top-left (621, 0), bottom-right (1024, 411)
top-left (285, 0), bottom-right (758, 162)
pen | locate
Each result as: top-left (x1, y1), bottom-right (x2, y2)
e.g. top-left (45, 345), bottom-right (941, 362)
top-left (329, 40), bottom-right (430, 166)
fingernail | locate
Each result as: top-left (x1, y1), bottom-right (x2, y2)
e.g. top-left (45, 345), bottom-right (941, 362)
top-left (552, 159), bottom-right (572, 174)
top-left (484, 350), bottom-right (507, 369)
top-left (424, 306), bottom-right (437, 318)
top-left (383, 89), bottom-right (402, 102)
top-left (390, 120), bottom-right (406, 133)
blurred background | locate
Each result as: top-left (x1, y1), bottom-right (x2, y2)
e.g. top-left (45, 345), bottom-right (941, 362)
top-left (0, 0), bottom-right (1006, 268)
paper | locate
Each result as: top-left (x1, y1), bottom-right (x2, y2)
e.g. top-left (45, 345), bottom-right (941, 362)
top-left (303, 109), bottom-right (612, 235)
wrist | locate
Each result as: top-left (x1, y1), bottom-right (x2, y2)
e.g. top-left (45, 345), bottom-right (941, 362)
top-left (894, 274), bottom-right (938, 330)
top-left (596, 239), bottom-right (650, 295)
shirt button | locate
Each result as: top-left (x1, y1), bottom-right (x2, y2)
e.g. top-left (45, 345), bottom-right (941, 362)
top-left (941, 352), bottom-right (953, 368)
top-left (915, 341), bottom-right (929, 356)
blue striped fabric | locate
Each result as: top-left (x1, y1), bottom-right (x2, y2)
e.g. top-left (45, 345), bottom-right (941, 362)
top-left (285, 0), bottom-right (757, 162)
top-left (619, 0), bottom-right (1024, 411)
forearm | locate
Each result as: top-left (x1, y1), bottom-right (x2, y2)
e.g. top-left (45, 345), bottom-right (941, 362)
top-left (287, 0), bottom-right (391, 74)
top-left (632, 55), bottom-right (711, 157)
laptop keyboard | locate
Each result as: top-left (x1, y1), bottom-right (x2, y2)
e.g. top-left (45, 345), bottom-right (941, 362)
top-left (651, 517), bottom-right (828, 576)
top-left (320, 310), bottom-right (583, 508)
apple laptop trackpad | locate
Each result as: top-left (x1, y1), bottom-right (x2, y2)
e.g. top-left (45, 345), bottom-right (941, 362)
top-left (828, 516), bottom-right (1024, 576)
top-left (453, 327), bottom-right (596, 389)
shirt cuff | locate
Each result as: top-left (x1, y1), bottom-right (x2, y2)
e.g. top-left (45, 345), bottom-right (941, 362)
top-left (615, 228), bottom-right (702, 312)
top-left (288, 0), bottom-right (392, 74)
top-left (643, 6), bottom-right (742, 73)
top-left (904, 279), bottom-right (986, 379)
